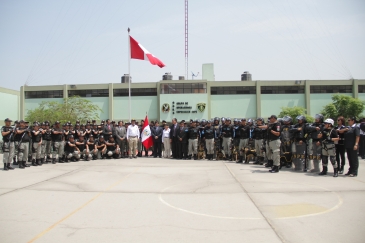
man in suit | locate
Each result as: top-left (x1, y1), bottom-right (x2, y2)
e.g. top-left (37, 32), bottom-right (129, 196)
top-left (177, 121), bottom-right (188, 159)
top-left (114, 121), bottom-right (126, 158)
top-left (152, 121), bottom-right (163, 158)
top-left (169, 118), bottom-right (178, 159)
top-left (103, 119), bottom-right (114, 140)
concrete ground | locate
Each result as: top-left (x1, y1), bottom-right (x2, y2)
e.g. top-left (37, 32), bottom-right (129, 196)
top-left (0, 155), bottom-right (364, 243)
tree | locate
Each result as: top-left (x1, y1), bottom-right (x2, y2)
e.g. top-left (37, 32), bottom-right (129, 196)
top-left (25, 96), bottom-right (102, 124)
top-left (278, 106), bottom-right (314, 124)
top-left (321, 94), bottom-right (365, 120)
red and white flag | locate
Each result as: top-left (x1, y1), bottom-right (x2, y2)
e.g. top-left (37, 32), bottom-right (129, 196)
top-left (129, 35), bottom-right (165, 68)
top-left (141, 115), bottom-right (154, 150)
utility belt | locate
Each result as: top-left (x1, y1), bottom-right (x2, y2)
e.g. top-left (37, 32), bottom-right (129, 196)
top-left (268, 138), bottom-right (279, 142)
top-left (322, 142), bottom-right (335, 151)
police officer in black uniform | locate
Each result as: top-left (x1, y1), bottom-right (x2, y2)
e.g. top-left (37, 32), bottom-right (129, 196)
top-left (221, 118), bottom-right (233, 160)
top-left (308, 114), bottom-right (324, 172)
top-left (188, 120), bottom-right (200, 160)
top-left (280, 116), bottom-right (294, 168)
top-left (204, 120), bottom-right (215, 160)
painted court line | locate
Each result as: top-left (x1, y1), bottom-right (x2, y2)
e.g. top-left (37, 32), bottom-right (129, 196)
top-left (28, 168), bottom-right (139, 243)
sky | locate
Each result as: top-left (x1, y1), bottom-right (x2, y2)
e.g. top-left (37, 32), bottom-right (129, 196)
top-left (0, 0), bottom-right (364, 91)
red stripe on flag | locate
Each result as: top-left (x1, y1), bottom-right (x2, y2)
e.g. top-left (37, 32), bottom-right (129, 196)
top-left (130, 36), bottom-right (145, 60)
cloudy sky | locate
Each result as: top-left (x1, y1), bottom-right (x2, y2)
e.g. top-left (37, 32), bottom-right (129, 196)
top-left (0, 0), bottom-right (364, 90)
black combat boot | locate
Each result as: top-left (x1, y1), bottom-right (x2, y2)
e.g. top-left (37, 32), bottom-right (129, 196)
top-left (193, 154), bottom-right (198, 160)
top-left (23, 161), bottom-right (30, 167)
top-left (36, 159), bottom-right (42, 166)
top-left (253, 157), bottom-right (259, 164)
top-left (138, 152), bottom-right (142, 157)
top-left (46, 156), bottom-right (51, 162)
top-left (339, 165), bottom-right (344, 174)
top-left (41, 158), bottom-right (45, 164)
top-left (19, 161), bottom-right (24, 169)
top-left (265, 160), bottom-right (273, 168)
top-left (28, 155), bottom-right (32, 162)
top-left (13, 157), bottom-right (18, 165)
top-left (31, 159), bottom-right (37, 166)
top-left (286, 162), bottom-right (292, 168)
top-left (269, 165), bottom-right (279, 173)
top-left (52, 158), bottom-right (56, 164)
top-left (333, 168), bottom-right (338, 177)
top-left (236, 156), bottom-right (243, 163)
top-left (318, 166), bottom-right (327, 175)
top-left (7, 163), bottom-right (14, 170)
top-left (4, 164), bottom-right (8, 171)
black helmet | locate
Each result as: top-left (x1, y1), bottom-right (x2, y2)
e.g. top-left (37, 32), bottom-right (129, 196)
top-left (201, 119), bottom-right (206, 123)
top-left (247, 118), bottom-right (253, 124)
top-left (282, 115), bottom-right (292, 124)
top-left (256, 117), bottom-right (263, 122)
top-left (214, 117), bottom-right (219, 121)
top-left (314, 114), bottom-right (324, 123)
top-left (226, 117), bottom-right (231, 121)
top-left (233, 118), bottom-right (239, 123)
top-left (196, 119), bottom-right (200, 123)
top-left (296, 115), bottom-right (307, 123)
top-left (241, 118), bottom-right (246, 121)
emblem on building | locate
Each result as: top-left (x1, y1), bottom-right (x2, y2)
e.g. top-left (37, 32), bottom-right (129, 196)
top-left (197, 103), bottom-right (206, 112)
top-left (162, 103), bottom-right (170, 113)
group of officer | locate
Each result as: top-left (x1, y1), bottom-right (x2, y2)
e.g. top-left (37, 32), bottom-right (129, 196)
top-left (167, 114), bottom-right (362, 176)
top-left (2, 114), bottom-right (363, 176)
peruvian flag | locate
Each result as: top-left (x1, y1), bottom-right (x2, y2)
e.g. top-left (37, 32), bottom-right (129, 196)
top-left (141, 115), bottom-right (154, 149)
top-left (129, 35), bottom-right (165, 68)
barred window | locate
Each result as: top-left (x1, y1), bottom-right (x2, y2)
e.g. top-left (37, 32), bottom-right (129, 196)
top-left (114, 88), bottom-right (157, 97)
top-left (358, 85), bottom-right (365, 93)
top-left (160, 83), bottom-right (206, 94)
top-left (25, 90), bottom-right (63, 99)
top-left (310, 85), bottom-right (352, 93)
top-left (211, 86), bottom-right (256, 95)
top-left (68, 89), bottom-right (108, 97)
top-left (261, 86), bottom-right (304, 94)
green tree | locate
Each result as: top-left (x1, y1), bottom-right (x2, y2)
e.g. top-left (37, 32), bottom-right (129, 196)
top-left (25, 96), bottom-right (102, 124)
top-left (278, 106), bottom-right (314, 124)
top-left (321, 94), bottom-right (365, 120)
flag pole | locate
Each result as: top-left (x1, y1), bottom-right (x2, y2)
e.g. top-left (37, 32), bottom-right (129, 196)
top-left (128, 27), bottom-right (131, 122)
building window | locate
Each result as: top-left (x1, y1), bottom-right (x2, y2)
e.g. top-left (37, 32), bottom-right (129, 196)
top-left (114, 88), bottom-right (157, 97)
top-left (25, 90), bottom-right (63, 99)
top-left (160, 83), bottom-right (206, 94)
top-left (358, 85), bottom-right (365, 93)
top-left (261, 86), bottom-right (304, 94)
top-left (68, 89), bottom-right (109, 97)
top-left (211, 86), bottom-right (256, 95)
top-left (310, 85), bottom-right (352, 93)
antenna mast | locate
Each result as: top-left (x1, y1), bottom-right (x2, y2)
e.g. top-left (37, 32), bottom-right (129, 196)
top-left (185, 0), bottom-right (188, 80)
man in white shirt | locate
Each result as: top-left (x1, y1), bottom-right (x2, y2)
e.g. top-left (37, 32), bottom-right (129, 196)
top-left (127, 119), bottom-right (140, 159)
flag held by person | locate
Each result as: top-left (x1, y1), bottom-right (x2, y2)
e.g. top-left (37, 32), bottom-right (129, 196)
top-left (129, 35), bottom-right (165, 68)
top-left (141, 115), bottom-right (154, 149)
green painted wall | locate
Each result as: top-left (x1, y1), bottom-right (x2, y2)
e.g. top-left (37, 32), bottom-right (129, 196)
top-left (210, 95), bottom-right (257, 119)
top-left (261, 94), bottom-right (305, 118)
top-left (113, 96), bottom-right (158, 121)
top-left (160, 94), bottom-right (208, 121)
top-left (82, 97), bottom-right (109, 120)
top-left (309, 93), bottom-right (352, 116)
top-left (0, 92), bottom-right (19, 122)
